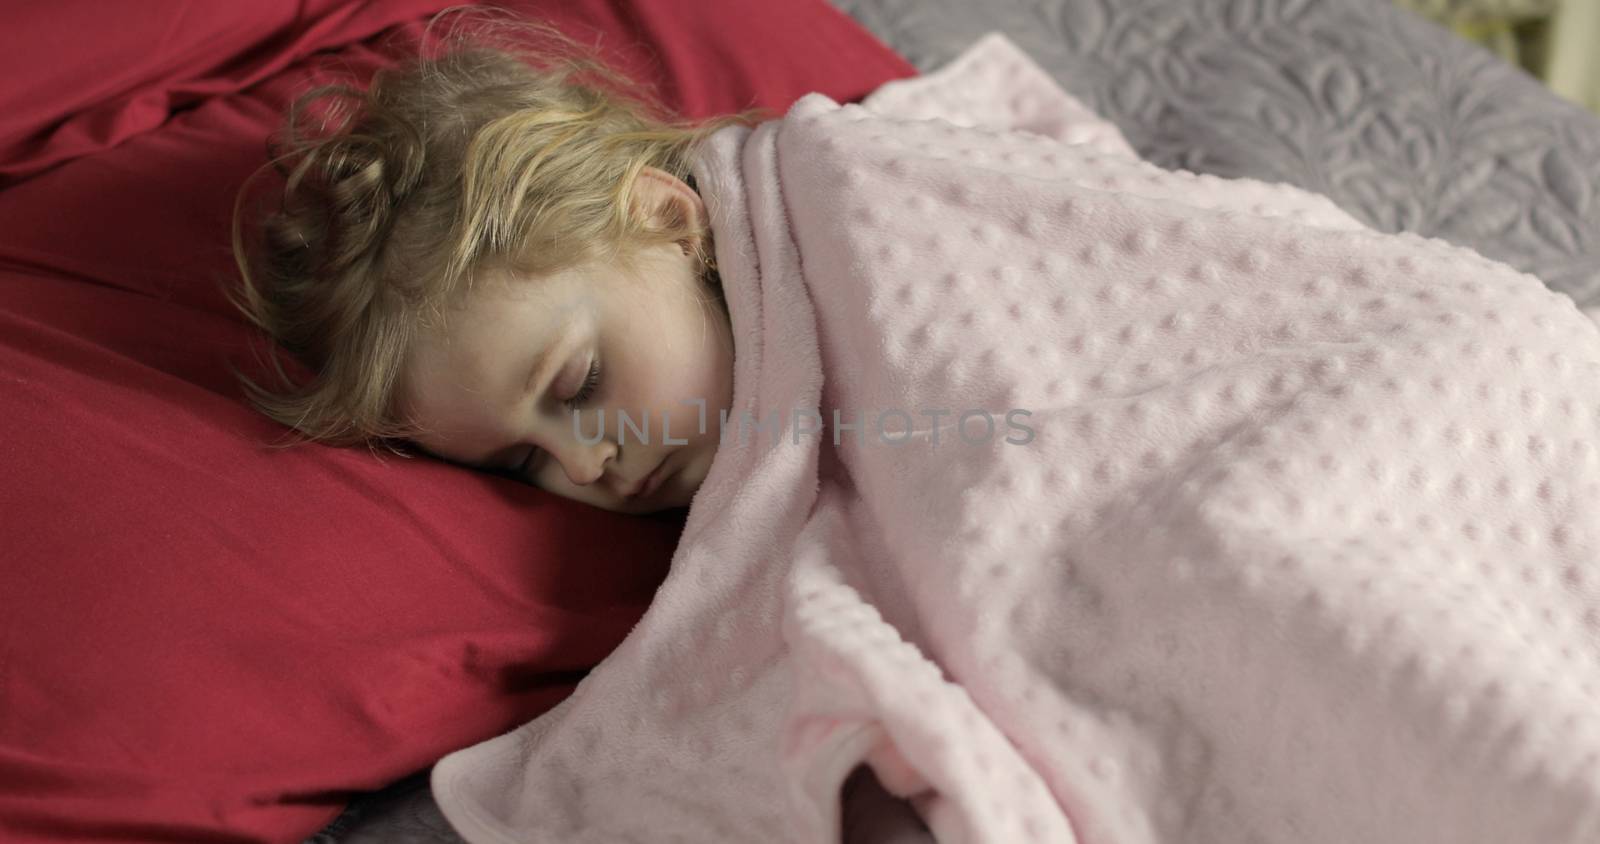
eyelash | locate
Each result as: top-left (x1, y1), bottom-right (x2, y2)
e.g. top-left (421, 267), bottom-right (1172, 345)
top-left (567, 358), bottom-right (601, 409)
top-left (511, 359), bottom-right (602, 478)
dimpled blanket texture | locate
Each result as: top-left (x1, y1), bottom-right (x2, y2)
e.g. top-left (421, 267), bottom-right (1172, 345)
top-left (432, 33), bottom-right (1600, 843)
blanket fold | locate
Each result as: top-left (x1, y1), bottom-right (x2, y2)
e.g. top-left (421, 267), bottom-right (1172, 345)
top-left (434, 33), bottom-right (1600, 843)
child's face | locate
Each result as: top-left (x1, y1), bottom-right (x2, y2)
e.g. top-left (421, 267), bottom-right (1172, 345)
top-left (397, 238), bottom-right (734, 514)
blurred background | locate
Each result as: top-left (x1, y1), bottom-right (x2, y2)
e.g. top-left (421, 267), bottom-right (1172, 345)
top-left (1395, 0), bottom-right (1600, 114)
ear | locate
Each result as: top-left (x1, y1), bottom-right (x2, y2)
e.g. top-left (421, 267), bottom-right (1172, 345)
top-left (631, 166), bottom-right (708, 250)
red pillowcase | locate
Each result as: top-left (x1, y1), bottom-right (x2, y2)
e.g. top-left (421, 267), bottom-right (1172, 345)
top-left (0, 2), bottom-right (914, 842)
top-left (0, 0), bottom-right (453, 185)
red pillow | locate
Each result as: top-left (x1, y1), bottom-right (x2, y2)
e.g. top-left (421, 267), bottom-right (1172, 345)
top-left (0, 2), bottom-right (915, 842)
top-left (0, 0), bottom-right (454, 186)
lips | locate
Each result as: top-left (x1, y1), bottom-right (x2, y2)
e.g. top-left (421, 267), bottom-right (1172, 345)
top-left (629, 456), bottom-right (671, 499)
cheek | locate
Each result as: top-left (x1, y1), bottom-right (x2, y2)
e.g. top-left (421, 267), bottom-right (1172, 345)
top-left (618, 344), bottom-right (721, 433)
top-left (677, 307), bottom-right (735, 423)
top-left (617, 295), bottom-right (734, 419)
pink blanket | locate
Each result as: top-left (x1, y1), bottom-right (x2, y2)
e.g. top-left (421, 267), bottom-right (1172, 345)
top-left (433, 34), bottom-right (1600, 842)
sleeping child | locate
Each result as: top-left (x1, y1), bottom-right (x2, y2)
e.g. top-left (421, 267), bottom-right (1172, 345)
top-left (232, 13), bottom-right (1600, 844)
top-left (231, 20), bottom-right (749, 514)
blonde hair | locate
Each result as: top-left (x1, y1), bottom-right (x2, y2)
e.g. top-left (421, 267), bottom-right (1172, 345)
top-left (228, 8), bottom-right (764, 452)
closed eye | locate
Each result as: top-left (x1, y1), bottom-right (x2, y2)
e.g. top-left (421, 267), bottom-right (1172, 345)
top-left (501, 357), bottom-right (599, 483)
top-left (567, 358), bottom-right (601, 409)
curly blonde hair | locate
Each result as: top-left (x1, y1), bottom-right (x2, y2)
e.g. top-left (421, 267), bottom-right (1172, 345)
top-left (228, 9), bottom-right (763, 451)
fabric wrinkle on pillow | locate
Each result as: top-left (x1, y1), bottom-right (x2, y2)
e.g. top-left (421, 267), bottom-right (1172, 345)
top-left (0, 0), bottom-right (455, 186)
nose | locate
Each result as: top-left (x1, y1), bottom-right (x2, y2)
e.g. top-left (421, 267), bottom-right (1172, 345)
top-left (549, 434), bottom-right (617, 487)
top-left (547, 409), bottom-right (620, 489)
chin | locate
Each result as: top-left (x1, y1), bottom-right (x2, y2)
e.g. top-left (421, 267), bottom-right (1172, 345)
top-left (621, 495), bottom-right (688, 516)
top-left (652, 485), bottom-right (696, 513)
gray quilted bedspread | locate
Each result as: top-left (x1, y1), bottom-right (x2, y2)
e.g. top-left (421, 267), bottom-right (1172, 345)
top-left (309, 0), bottom-right (1600, 840)
top-left (834, 0), bottom-right (1600, 305)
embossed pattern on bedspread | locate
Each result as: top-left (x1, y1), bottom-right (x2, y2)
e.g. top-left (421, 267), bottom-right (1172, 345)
top-left (834, 0), bottom-right (1600, 306)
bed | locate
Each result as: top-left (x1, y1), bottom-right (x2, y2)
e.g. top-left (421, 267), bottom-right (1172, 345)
top-left (301, 1), bottom-right (1600, 841)
top-left (1, 0), bottom-right (1595, 842)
